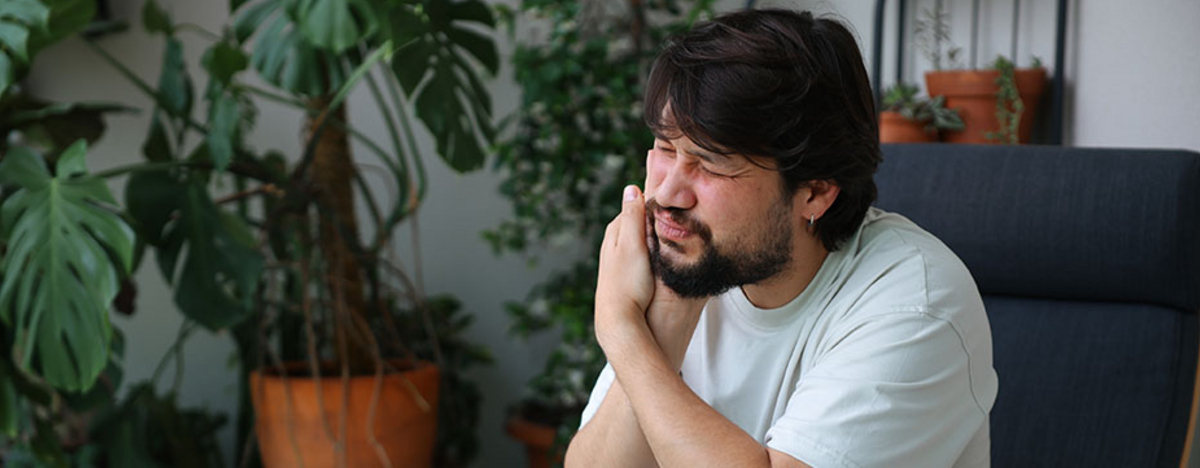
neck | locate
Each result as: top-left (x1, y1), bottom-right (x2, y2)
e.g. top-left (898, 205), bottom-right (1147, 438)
top-left (741, 235), bottom-right (828, 309)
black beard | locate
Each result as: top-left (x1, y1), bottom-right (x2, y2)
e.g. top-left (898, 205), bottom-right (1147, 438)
top-left (647, 199), bottom-right (793, 299)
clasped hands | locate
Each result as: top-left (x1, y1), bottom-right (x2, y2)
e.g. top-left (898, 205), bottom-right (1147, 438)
top-left (595, 184), bottom-right (706, 371)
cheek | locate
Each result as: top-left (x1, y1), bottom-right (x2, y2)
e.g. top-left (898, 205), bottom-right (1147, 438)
top-left (644, 151), bottom-right (670, 196)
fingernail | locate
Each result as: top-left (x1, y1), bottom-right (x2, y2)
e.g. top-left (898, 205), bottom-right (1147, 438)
top-left (624, 185), bottom-right (637, 201)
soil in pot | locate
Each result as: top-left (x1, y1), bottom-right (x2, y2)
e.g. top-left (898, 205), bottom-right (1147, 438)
top-left (879, 111), bottom-right (937, 143)
top-left (251, 360), bottom-right (439, 468)
top-left (925, 67), bottom-right (1047, 144)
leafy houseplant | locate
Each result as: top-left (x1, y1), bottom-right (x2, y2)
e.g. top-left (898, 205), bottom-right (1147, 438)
top-left (1, 0), bottom-right (499, 466)
top-left (486, 0), bottom-right (712, 466)
top-left (879, 83), bottom-right (964, 143)
top-left (0, 2), bottom-right (230, 467)
top-left (915, 1), bottom-right (1047, 144)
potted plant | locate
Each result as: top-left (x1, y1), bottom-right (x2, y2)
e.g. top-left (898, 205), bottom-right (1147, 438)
top-left (915, 1), bottom-right (1047, 144)
top-left (1, 0), bottom-right (499, 466)
top-left (486, 0), bottom-right (713, 466)
top-left (879, 83), bottom-right (964, 143)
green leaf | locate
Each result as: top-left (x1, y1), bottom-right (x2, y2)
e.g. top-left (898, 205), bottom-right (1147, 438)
top-left (205, 93), bottom-right (239, 171)
top-left (201, 41), bottom-right (248, 86)
top-left (230, 0), bottom-right (250, 13)
top-left (142, 0), bottom-right (172, 35)
top-left (124, 170), bottom-right (180, 246)
top-left (0, 142), bottom-right (132, 392)
top-left (27, 0), bottom-right (93, 55)
top-left (297, 0), bottom-right (363, 54)
top-left (0, 0), bottom-right (49, 26)
top-left (232, 0), bottom-right (278, 44)
top-left (0, 22), bottom-right (31, 62)
top-left (249, 12), bottom-right (342, 96)
top-left (448, 0), bottom-right (495, 27)
top-left (0, 42), bottom-right (13, 94)
top-left (141, 112), bottom-right (173, 161)
top-left (157, 38), bottom-right (193, 118)
top-left (141, 174), bottom-right (262, 331)
top-left (414, 60), bottom-right (484, 172)
top-left (446, 25), bottom-right (498, 74)
top-left (390, 37), bottom-right (431, 95)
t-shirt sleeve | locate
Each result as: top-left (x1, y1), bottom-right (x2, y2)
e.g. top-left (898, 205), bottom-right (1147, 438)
top-left (577, 362), bottom-right (615, 431)
top-left (765, 311), bottom-right (989, 468)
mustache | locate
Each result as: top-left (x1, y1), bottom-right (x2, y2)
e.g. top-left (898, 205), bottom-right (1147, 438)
top-left (644, 198), bottom-right (712, 242)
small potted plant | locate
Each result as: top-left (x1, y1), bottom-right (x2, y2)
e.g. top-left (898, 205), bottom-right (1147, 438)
top-left (879, 83), bottom-right (964, 143)
top-left (915, 1), bottom-right (1047, 144)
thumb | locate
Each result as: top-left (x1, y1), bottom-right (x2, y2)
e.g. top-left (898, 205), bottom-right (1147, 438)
top-left (621, 184), bottom-right (646, 250)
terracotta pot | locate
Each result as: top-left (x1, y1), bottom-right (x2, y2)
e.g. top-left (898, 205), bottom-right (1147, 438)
top-left (251, 360), bottom-right (439, 468)
top-left (506, 414), bottom-right (563, 468)
top-left (879, 111), bottom-right (937, 143)
top-left (925, 67), bottom-right (1047, 144)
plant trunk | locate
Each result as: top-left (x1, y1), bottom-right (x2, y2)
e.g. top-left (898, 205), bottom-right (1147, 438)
top-left (307, 95), bottom-right (374, 375)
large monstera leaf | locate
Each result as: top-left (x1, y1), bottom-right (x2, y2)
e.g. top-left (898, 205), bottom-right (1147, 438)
top-left (393, 0), bottom-right (498, 172)
top-left (0, 141), bottom-right (133, 392)
top-left (232, 0), bottom-right (375, 97)
top-left (232, 0), bottom-right (498, 171)
top-left (125, 169), bottom-right (263, 331)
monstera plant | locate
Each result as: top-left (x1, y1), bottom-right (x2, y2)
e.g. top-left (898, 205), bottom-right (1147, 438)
top-left (1, 0), bottom-right (498, 466)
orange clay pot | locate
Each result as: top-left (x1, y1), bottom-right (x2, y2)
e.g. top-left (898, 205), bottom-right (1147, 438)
top-left (250, 360), bottom-right (439, 468)
top-left (506, 414), bottom-right (563, 468)
top-left (879, 111), bottom-right (937, 143)
top-left (925, 67), bottom-right (1047, 144)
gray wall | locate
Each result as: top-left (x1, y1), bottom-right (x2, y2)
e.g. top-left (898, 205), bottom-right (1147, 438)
top-left (23, 0), bottom-right (1200, 466)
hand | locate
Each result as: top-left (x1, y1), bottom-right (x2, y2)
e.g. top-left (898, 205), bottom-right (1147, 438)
top-left (594, 185), bottom-right (655, 352)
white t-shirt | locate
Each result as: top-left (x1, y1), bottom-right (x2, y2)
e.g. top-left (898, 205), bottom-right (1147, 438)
top-left (579, 207), bottom-right (998, 468)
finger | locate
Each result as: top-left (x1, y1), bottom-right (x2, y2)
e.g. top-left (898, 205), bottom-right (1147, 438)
top-left (620, 185), bottom-right (646, 252)
top-left (604, 217), bottom-right (620, 249)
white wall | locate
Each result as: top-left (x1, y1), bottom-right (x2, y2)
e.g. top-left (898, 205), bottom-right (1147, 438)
top-left (791, 0), bottom-right (1200, 152)
top-left (23, 0), bottom-right (1200, 466)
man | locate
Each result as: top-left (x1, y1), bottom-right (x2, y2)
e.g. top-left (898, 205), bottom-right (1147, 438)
top-left (564, 8), bottom-right (997, 468)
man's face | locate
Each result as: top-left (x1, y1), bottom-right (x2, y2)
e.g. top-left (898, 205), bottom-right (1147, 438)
top-left (644, 134), bottom-right (795, 299)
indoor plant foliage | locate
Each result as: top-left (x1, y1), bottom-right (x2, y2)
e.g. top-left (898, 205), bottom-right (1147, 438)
top-left (879, 82), bottom-right (963, 143)
top-left (485, 0), bottom-right (712, 465)
top-left (915, 1), bottom-right (1047, 144)
top-left (0, 1), bottom-right (228, 466)
top-left (1, 0), bottom-right (499, 466)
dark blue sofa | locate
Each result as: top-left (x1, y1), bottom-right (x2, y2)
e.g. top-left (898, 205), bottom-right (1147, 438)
top-left (874, 144), bottom-right (1200, 467)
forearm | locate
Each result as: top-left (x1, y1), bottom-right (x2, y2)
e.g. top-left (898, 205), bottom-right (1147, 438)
top-left (564, 377), bottom-right (657, 467)
top-left (608, 321), bottom-right (773, 468)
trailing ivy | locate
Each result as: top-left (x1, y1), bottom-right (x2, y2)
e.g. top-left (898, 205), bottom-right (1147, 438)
top-left (986, 55), bottom-right (1023, 145)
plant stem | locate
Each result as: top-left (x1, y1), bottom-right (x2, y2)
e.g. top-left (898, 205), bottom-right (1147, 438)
top-left (151, 320), bottom-right (196, 387)
top-left (84, 39), bottom-right (208, 133)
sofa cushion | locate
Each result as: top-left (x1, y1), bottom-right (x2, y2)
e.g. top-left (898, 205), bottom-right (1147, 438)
top-left (874, 144), bottom-right (1200, 312)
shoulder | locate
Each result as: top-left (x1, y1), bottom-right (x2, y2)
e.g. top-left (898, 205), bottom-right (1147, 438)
top-left (833, 207), bottom-right (984, 323)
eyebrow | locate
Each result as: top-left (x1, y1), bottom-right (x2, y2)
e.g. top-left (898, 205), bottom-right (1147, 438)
top-left (653, 135), bottom-right (734, 166)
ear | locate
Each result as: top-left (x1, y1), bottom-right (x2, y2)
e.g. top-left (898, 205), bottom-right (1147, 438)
top-left (792, 179), bottom-right (840, 222)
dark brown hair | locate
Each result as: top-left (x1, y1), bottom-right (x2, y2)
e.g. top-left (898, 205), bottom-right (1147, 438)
top-left (644, 9), bottom-right (881, 251)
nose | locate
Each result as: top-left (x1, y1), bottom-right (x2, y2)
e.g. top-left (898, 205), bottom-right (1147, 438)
top-left (651, 153), bottom-right (698, 211)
